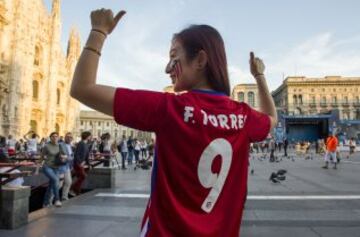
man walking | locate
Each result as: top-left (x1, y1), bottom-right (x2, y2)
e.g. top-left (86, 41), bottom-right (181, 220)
top-left (70, 131), bottom-right (91, 195)
top-left (322, 133), bottom-right (339, 169)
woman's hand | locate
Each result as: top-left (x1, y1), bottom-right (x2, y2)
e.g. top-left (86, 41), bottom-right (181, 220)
top-left (248, 51), bottom-right (278, 129)
top-left (91, 9), bottom-right (126, 35)
top-left (249, 52), bottom-right (265, 77)
top-left (60, 154), bottom-right (68, 162)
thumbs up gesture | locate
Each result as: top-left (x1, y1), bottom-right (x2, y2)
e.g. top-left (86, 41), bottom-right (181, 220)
top-left (249, 52), bottom-right (265, 78)
top-left (90, 8), bottom-right (126, 35)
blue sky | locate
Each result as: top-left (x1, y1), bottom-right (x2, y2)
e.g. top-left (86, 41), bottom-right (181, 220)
top-left (44, 0), bottom-right (360, 93)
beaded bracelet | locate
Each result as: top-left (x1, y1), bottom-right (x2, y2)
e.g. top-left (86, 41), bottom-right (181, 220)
top-left (91, 29), bottom-right (107, 38)
top-left (84, 46), bottom-right (101, 56)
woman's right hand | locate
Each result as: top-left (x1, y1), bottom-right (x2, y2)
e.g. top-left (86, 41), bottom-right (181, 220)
top-left (90, 8), bottom-right (126, 35)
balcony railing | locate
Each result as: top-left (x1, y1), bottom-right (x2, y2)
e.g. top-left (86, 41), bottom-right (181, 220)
top-left (353, 102), bottom-right (360, 107)
top-left (330, 103), bottom-right (339, 107)
top-left (320, 102), bottom-right (327, 107)
top-left (309, 102), bottom-right (317, 107)
top-left (342, 102), bottom-right (350, 107)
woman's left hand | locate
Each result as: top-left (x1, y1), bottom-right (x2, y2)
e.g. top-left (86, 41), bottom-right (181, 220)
top-left (91, 8), bottom-right (126, 35)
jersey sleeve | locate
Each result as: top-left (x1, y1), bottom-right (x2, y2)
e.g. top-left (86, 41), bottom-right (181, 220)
top-left (245, 106), bottom-right (271, 142)
top-left (113, 88), bottom-right (167, 132)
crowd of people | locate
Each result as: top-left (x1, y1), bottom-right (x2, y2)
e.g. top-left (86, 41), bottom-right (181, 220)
top-left (0, 130), bottom-right (155, 208)
top-left (249, 134), bottom-right (358, 169)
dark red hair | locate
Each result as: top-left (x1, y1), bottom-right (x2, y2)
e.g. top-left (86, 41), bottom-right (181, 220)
top-left (174, 25), bottom-right (230, 96)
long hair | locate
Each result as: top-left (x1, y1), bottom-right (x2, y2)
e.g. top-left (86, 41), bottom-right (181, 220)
top-left (173, 25), bottom-right (230, 96)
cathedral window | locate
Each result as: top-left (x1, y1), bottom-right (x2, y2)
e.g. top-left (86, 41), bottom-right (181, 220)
top-left (55, 123), bottom-right (60, 133)
top-left (30, 120), bottom-right (37, 133)
top-left (32, 80), bottom-right (39, 99)
top-left (34, 45), bottom-right (41, 66)
top-left (57, 88), bottom-right (61, 105)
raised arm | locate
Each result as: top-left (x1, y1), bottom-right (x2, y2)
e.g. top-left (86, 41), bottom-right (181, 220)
top-left (70, 9), bottom-right (126, 116)
top-left (249, 52), bottom-right (278, 129)
top-left (23, 131), bottom-right (31, 141)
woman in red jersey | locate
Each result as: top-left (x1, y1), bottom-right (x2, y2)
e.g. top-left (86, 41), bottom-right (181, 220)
top-left (70, 8), bottom-right (277, 237)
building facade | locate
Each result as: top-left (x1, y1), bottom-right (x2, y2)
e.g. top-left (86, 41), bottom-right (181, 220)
top-left (272, 76), bottom-right (360, 120)
top-left (272, 76), bottom-right (360, 142)
top-left (77, 110), bottom-right (153, 142)
top-left (231, 83), bottom-right (260, 110)
top-left (0, 0), bottom-right (80, 138)
top-left (163, 85), bottom-right (174, 93)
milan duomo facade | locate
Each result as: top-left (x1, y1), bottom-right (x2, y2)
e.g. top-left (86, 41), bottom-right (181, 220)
top-left (0, 0), bottom-right (81, 138)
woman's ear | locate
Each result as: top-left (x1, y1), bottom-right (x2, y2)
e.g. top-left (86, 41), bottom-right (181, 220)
top-left (196, 50), bottom-right (208, 70)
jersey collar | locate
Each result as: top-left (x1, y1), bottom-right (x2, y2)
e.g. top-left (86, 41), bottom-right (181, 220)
top-left (191, 89), bottom-right (227, 96)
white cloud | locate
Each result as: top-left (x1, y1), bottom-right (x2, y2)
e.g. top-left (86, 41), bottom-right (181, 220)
top-left (228, 65), bottom-right (253, 88)
top-left (81, 31), bottom-right (360, 109)
top-left (266, 32), bottom-right (360, 90)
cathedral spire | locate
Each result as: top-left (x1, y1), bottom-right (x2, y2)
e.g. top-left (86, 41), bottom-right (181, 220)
top-left (51, 0), bottom-right (60, 18)
top-left (67, 27), bottom-right (80, 58)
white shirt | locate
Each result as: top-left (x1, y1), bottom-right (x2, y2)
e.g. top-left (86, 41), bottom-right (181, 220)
top-left (135, 141), bottom-right (141, 151)
top-left (0, 167), bottom-right (24, 187)
top-left (140, 141), bottom-right (147, 149)
top-left (65, 143), bottom-right (73, 159)
top-left (120, 140), bottom-right (128, 152)
top-left (7, 139), bottom-right (17, 149)
top-left (27, 138), bottom-right (37, 152)
top-left (103, 140), bottom-right (111, 152)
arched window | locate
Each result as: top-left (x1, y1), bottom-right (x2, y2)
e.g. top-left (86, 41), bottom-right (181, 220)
top-left (344, 96), bottom-right (348, 103)
top-left (332, 96), bottom-right (337, 104)
top-left (56, 88), bottom-right (61, 105)
top-left (238, 92), bottom-right (244, 102)
top-left (293, 95), bottom-right (297, 105)
top-left (32, 80), bottom-right (39, 99)
top-left (295, 108), bottom-right (302, 115)
top-left (30, 120), bottom-right (37, 133)
top-left (356, 110), bottom-right (360, 120)
top-left (321, 96), bottom-right (326, 104)
top-left (34, 45), bottom-right (41, 66)
top-left (298, 95), bottom-right (303, 105)
top-left (55, 123), bottom-right (60, 133)
top-left (247, 91), bottom-right (255, 107)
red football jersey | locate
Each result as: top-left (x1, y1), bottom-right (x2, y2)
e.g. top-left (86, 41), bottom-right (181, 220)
top-left (113, 88), bottom-right (270, 237)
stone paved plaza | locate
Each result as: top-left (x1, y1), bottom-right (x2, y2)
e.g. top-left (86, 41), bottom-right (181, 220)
top-left (1, 150), bottom-right (360, 237)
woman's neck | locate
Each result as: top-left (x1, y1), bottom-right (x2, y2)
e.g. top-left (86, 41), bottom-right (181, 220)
top-left (191, 78), bottom-right (214, 92)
